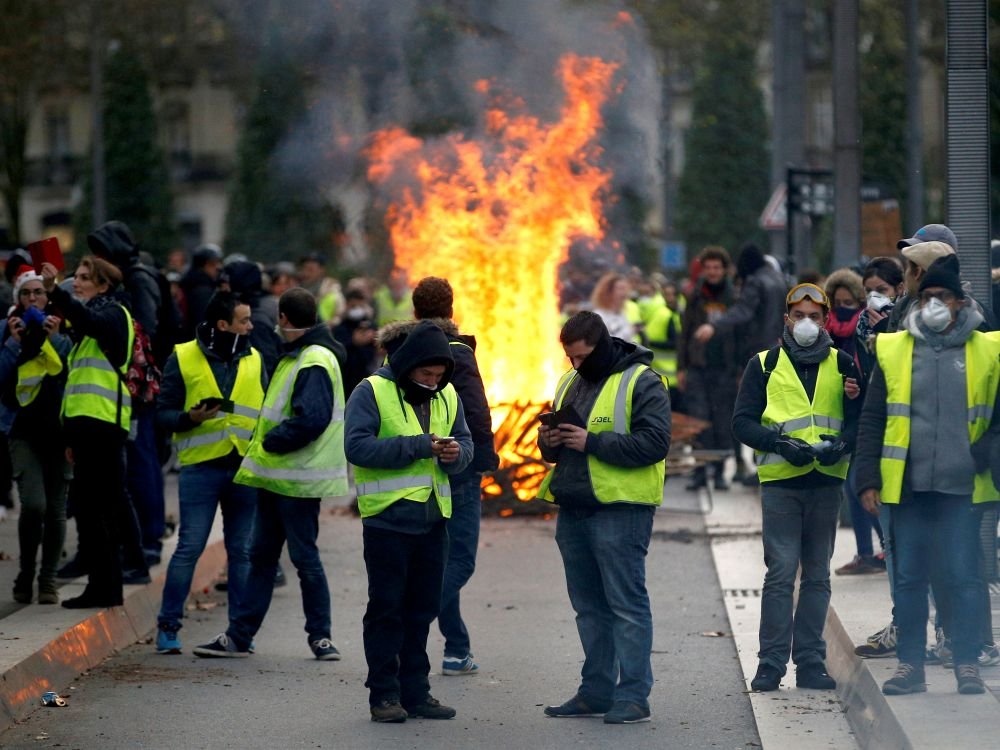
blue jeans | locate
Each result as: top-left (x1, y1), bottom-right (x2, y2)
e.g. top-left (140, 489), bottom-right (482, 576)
top-left (555, 505), bottom-right (655, 708)
top-left (892, 492), bottom-right (982, 665)
top-left (847, 463), bottom-right (882, 558)
top-left (127, 407), bottom-right (166, 558)
top-left (438, 476), bottom-right (481, 658)
top-left (158, 462), bottom-right (255, 631)
top-left (758, 484), bottom-right (841, 674)
top-left (227, 491), bottom-right (331, 650)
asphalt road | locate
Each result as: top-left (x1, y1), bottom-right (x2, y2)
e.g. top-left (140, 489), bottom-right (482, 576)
top-left (0, 496), bottom-right (759, 750)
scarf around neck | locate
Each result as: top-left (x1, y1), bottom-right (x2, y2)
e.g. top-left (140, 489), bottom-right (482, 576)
top-left (782, 325), bottom-right (834, 365)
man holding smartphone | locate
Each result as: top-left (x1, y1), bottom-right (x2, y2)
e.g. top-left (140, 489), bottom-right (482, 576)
top-left (537, 311), bottom-right (671, 724)
top-left (154, 291), bottom-right (265, 653)
top-left (345, 319), bottom-right (473, 723)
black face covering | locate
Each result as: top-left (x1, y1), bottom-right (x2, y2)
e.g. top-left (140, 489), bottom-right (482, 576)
top-left (400, 377), bottom-right (437, 406)
top-left (833, 306), bottom-right (858, 322)
top-left (209, 328), bottom-right (243, 360)
top-left (576, 330), bottom-right (615, 382)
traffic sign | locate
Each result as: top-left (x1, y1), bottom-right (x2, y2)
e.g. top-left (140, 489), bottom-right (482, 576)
top-left (760, 184), bottom-right (787, 230)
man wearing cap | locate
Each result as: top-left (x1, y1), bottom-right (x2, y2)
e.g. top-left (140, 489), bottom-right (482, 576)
top-left (891, 224), bottom-right (995, 332)
top-left (855, 254), bottom-right (1000, 696)
top-left (733, 283), bottom-right (861, 692)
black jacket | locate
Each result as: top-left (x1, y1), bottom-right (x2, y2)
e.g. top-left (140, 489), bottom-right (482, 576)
top-left (180, 268), bottom-right (218, 341)
top-left (732, 343), bottom-right (861, 489)
top-left (225, 260), bottom-right (282, 376)
top-left (378, 318), bottom-right (499, 480)
top-left (539, 340), bottom-right (671, 510)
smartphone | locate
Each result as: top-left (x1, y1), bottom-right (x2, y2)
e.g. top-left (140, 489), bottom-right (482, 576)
top-left (537, 412), bottom-right (556, 427)
top-left (434, 436), bottom-right (456, 444)
top-left (196, 397), bottom-right (234, 412)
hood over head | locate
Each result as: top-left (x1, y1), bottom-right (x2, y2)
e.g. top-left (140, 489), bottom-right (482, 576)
top-left (382, 320), bottom-right (455, 395)
top-left (87, 221), bottom-right (137, 269)
top-left (735, 243), bottom-right (766, 279)
top-left (224, 260), bottom-right (263, 301)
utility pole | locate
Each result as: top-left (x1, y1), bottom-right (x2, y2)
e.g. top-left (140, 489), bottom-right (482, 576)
top-left (945, 0), bottom-right (991, 308)
top-left (832, 0), bottom-right (860, 268)
top-left (904, 0), bottom-right (924, 231)
top-left (769, 0), bottom-right (806, 268)
top-left (90, 0), bottom-right (106, 227)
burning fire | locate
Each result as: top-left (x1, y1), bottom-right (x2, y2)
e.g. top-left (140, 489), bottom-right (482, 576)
top-left (367, 53), bottom-right (620, 506)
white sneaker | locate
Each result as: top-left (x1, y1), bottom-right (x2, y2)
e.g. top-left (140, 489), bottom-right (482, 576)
top-left (442, 654), bottom-right (479, 675)
top-left (979, 642), bottom-right (1000, 667)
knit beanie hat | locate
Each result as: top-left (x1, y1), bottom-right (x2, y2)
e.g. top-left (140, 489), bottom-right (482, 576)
top-left (918, 254), bottom-right (964, 299)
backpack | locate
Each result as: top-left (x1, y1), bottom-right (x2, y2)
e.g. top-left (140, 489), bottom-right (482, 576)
top-left (125, 264), bottom-right (182, 366)
top-left (124, 320), bottom-right (162, 406)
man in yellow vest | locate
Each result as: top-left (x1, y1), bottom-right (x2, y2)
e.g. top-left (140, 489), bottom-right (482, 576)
top-left (345, 319), bottom-right (473, 723)
top-left (194, 288), bottom-right (349, 661)
top-left (732, 283), bottom-right (861, 693)
top-left (855, 253), bottom-right (1000, 697)
top-left (154, 291), bottom-right (265, 654)
top-left (373, 267), bottom-right (413, 328)
top-left (537, 311), bottom-right (670, 725)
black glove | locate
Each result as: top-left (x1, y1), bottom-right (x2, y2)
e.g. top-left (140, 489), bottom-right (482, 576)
top-left (773, 435), bottom-right (815, 467)
top-left (815, 433), bottom-right (849, 466)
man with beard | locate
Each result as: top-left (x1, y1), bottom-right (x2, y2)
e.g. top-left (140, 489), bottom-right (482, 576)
top-left (537, 311), bottom-right (671, 724)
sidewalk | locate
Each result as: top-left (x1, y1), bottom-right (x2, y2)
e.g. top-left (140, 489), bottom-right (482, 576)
top-left (0, 472), bottom-right (232, 727)
top-left (703, 478), bottom-right (1000, 750)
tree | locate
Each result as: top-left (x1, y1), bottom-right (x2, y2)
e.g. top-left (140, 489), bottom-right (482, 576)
top-left (223, 45), bottom-right (342, 263)
top-left (74, 46), bottom-right (177, 257)
top-left (674, 29), bottom-right (769, 255)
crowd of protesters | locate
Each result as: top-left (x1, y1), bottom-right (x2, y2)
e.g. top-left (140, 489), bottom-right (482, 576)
top-left (3, 213), bottom-right (1000, 721)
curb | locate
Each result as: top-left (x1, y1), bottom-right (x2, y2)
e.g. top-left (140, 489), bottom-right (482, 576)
top-left (825, 604), bottom-right (911, 750)
top-left (0, 538), bottom-right (227, 728)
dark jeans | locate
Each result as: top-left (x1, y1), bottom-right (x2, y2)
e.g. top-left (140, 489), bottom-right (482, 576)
top-left (555, 505), bottom-right (655, 708)
top-left (70, 423), bottom-right (127, 602)
top-left (892, 492), bottom-right (982, 665)
top-left (127, 408), bottom-right (166, 558)
top-left (10, 439), bottom-right (68, 584)
top-left (758, 484), bottom-right (841, 674)
top-left (157, 462), bottom-right (255, 631)
top-left (227, 492), bottom-right (330, 650)
top-left (684, 366), bottom-right (736, 479)
top-left (438, 476), bottom-right (481, 658)
top-left (363, 522), bottom-right (446, 707)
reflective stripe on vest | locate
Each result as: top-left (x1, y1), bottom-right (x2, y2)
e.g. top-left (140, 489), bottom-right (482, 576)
top-left (234, 344), bottom-right (348, 498)
top-left (536, 363), bottom-right (666, 506)
top-left (876, 330), bottom-right (1000, 504)
top-left (353, 374), bottom-right (459, 518)
top-left (16, 338), bottom-right (63, 406)
top-left (62, 306), bottom-right (134, 431)
top-left (753, 347), bottom-right (849, 483)
top-left (173, 342), bottom-right (264, 466)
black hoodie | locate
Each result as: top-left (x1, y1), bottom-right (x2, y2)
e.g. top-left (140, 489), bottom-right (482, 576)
top-left (259, 324), bottom-right (346, 456)
top-left (224, 260), bottom-right (282, 376)
top-left (87, 221), bottom-right (163, 341)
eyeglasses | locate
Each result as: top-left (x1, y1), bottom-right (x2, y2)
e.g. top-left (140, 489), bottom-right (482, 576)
top-left (785, 283), bottom-right (830, 308)
top-left (18, 289), bottom-right (47, 298)
top-left (919, 289), bottom-right (957, 304)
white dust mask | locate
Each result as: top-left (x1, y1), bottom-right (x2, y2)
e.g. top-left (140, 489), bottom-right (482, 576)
top-left (920, 297), bottom-right (953, 332)
top-left (791, 318), bottom-right (820, 347)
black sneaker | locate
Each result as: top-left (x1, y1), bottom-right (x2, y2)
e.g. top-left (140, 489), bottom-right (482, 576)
top-left (750, 664), bottom-right (781, 692)
top-left (310, 638), bottom-right (341, 661)
top-left (544, 694), bottom-right (612, 717)
top-left (192, 633), bottom-right (250, 658)
top-left (122, 568), bottom-right (152, 585)
top-left (796, 664), bottom-right (836, 690)
top-left (603, 701), bottom-right (651, 724)
top-left (955, 663), bottom-right (986, 695)
top-left (882, 663), bottom-right (926, 695)
top-left (403, 696), bottom-right (456, 719)
top-left (713, 475), bottom-right (731, 491)
top-left (370, 699), bottom-right (407, 723)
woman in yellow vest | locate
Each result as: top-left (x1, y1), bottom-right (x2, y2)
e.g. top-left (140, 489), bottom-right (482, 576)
top-left (41, 257), bottom-right (133, 609)
top-left (854, 253), bottom-right (1000, 697)
top-left (153, 291), bottom-right (265, 654)
top-left (345, 319), bottom-right (473, 723)
top-left (732, 283), bottom-right (861, 693)
top-left (0, 268), bottom-right (70, 604)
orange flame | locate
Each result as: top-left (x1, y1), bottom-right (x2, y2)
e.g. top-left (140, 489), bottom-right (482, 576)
top-left (367, 54), bottom-right (619, 407)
